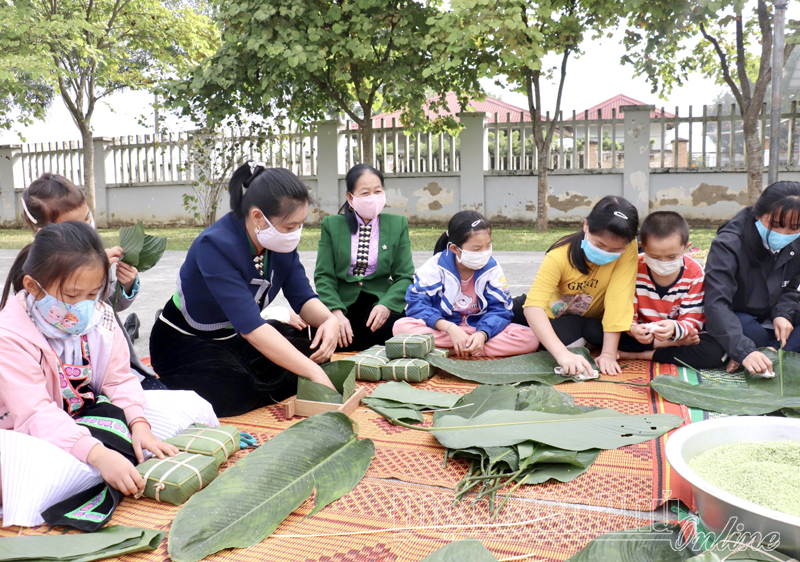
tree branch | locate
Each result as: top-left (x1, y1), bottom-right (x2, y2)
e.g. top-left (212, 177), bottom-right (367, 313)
top-left (734, 7), bottom-right (751, 102)
top-left (746, 0), bottom-right (772, 121)
top-left (699, 21), bottom-right (744, 110)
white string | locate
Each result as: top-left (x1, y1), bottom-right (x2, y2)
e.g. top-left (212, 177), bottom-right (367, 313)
top-left (498, 554), bottom-right (544, 562)
top-left (270, 514), bottom-right (556, 539)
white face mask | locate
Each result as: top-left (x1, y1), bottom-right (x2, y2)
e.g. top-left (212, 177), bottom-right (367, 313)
top-left (255, 214), bottom-right (303, 253)
top-left (456, 247), bottom-right (492, 270)
top-left (644, 253), bottom-right (684, 276)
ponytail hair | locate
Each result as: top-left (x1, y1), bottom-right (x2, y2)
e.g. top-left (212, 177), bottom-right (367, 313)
top-left (20, 173), bottom-right (85, 231)
top-left (742, 180), bottom-right (800, 264)
top-left (339, 164), bottom-right (384, 234)
top-left (228, 163), bottom-right (311, 222)
top-left (1, 222), bottom-right (109, 309)
top-left (548, 195), bottom-right (639, 275)
top-left (433, 211), bottom-right (491, 255)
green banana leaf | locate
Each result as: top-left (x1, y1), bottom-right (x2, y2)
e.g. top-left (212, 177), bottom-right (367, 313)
top-left (297, 361), bottom-right (356, 404)
top-left (119, 222), bottom-right (145, 267)
top-left (424, 348), bottom-right (597, 385)
top-left (118, 221), bottom-right (166, 272)
top-left (433, 385), bottom-right (519, 422)
top-left (360, 397), bottom-right (427, 411)
top-left (745, 348), bottom-right (800, 397)
top-left (362, 402), bottom-right (424, 424)
top-left (517, 454), bottom-right (600, 485)
top-left (686, 540), bottom-right (795, 561)
top-left (168, 411), bottom-right (375, 562)
top-left (426, 409), bottom-right (684, 450)
top-left (368, 381), bottom-right (460, 409)
top-left (420, 539), bottom-right (498, 561)
top-left (519, 445), bottom-right (600, 470)
top-left (566, 522), bottom-right (698, 561)
top-left (649, 375), bottom-right (800, 415)
top-left (516, 385), bottom-right (588, 414)
top-left (0, 526), bottom-right (165, 562)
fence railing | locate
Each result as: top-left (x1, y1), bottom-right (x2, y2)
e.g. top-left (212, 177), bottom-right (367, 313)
top-left (341, 118), bottom-right (459, 174)
top-left (16, 104), bottom-right (800, 188)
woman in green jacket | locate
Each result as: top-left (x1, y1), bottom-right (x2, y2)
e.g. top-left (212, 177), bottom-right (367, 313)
top-left (314, 164), bottom-right (414, 351)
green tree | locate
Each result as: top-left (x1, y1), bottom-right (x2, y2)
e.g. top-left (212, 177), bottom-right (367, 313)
top-left (436, 0), bottom-right (623, 232)
top-left (623, 0), bottom-right (798, 203)
top-left (168, 0), bottom-right (482, 167)
top-left (0, 0), bottom-right (218, 219)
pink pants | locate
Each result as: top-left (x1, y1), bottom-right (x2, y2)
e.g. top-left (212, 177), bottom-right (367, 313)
top-left (393, 317), bottom-right (539, 357)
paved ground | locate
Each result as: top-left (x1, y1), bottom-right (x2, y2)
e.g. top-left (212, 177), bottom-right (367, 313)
top-left (0, 250), bottom-right (544, 358)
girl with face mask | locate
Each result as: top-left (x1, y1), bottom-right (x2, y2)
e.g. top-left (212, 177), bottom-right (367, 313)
top-left (616, 211), bottom-right (727, 368)
top-left (704, 181), bottom-right (800, 376)
top-left (18, 173), bottom-right (161, 389)
top-left (394, 211), bottom-right (537, 358)
top-left (149, 164), bottom-right (340, 417)
top-left (0, 222), bottom-right (217, 528)
top-left (515, 196), bottom-right (640, 377)
top-left (314, 164), bottom-right (414, 351)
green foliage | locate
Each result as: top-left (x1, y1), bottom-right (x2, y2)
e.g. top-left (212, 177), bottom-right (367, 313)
top-left (565, 523), bottom-right (697, 561)
top-left (118, 222), bottom-right (166, 272)
top-left (297, 361), bottom-right (357, 404)
top-left (169, 0), bottom-right (483, 163)
top-left (168, 412), bottom-right (375, 562)
top-left (420, 539), bottom-right (498, 561)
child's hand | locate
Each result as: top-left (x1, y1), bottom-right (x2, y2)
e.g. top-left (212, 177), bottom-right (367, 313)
top-left (87, 444), bottom-right (144, 496)
top-left (774, 316), bottom-right (794, 348)
top-left (288, 309), bottom-right (308, 331)
top-left (651, 320), bottom-right (676, 341)
top-left (116, 262), bottom-right (138, 294)
top-left (447, 324), bottom-right (470, 357)
top-left (105, 246), bottom-right (124, 266)
top-left (630, 324), bottom-right (654, 344)
top-left (742, 350), bottom-right (773, 375)
top-left (131, 421), bottom-right (178, 464)
top-left (555, 351), bottom-right (595, 378)
top-left (464, 331), bottom-right (487, 356)
top-left (596, 353), bottom-right (622, 375)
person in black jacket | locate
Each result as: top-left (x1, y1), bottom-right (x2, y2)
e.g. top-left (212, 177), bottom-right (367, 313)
top-left (704, 181), bottom-right (800, 375)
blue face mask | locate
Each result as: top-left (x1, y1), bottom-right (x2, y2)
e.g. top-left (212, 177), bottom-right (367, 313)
top-left (755, 220), bottom-right (800, 251)
top-left (581, 238), bottom-right (623, 266)
top-left (32, 285), bottom-right (99, 335)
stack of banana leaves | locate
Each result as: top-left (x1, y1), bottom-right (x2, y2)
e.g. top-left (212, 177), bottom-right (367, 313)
top-left (363, 382), bottom-right (684, 519)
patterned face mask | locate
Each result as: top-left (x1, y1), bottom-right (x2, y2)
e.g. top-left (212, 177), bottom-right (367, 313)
top-left (32, 281), bottom-right (99, 335)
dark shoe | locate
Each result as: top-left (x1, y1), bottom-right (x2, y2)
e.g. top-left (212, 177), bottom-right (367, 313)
top-left (124, 313), bottom-right (141, 341)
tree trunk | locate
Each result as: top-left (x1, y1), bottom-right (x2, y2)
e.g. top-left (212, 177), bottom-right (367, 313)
top-left (536, 150), bottom-right (549, 233)
top-left (743, 116), bottom-right (763, 204)
top-left (359, 118), bottom-right (374, 167)
top-left (80, 124), bottom-right (96, 215)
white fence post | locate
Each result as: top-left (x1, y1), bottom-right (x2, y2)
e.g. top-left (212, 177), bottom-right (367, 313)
top-left (316, 120), bottom-right (343, 218)
top-left (93, 137), bottom-right (112, 227)
top-left (0, 144), bottom-right (22, 226)
top-left (458, 112), bottom-right (487, 212)
top-left (620, 105), bottom-right (653, 219)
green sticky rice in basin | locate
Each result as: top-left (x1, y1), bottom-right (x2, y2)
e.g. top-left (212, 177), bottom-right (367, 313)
top-left (688, 441), bottom-right (800, 517)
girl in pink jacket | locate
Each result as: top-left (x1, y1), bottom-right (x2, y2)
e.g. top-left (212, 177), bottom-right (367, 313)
top-left (0, 222), bottom-right (217, 528)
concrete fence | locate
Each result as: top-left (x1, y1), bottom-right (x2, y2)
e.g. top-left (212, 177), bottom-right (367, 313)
top-left (3, 103), bottom-right (800, 228)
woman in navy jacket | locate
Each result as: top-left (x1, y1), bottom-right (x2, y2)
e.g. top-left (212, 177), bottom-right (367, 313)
top-left (149, 164), bottom-right (339, 416)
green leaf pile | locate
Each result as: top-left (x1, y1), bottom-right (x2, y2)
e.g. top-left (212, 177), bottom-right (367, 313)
top-left (297, 361), bottom-right (356, 404)
top-left (425, 348), bottom-right (597, 385)
top-left (118, 221), bottom-right (166, 272)
top-left (364, 383), bottom-right (683, 518)
top-left (168, 411), bottom-right (375, 562)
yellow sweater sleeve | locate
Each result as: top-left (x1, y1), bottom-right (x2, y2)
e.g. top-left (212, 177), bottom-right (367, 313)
top-left (601, 240), bottom-right (638, 332)
top-left (523, 248), bottom-right (564, 314)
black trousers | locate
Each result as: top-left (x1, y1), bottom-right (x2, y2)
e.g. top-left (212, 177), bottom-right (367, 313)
top-left (512, 295), bottom-right (604, 349)
top-left (618, 332), bottom-right (727, 369)
top-left (150, 306), bottom-right (313, 417)
top-left (336, 291), bottom-right (404, 353)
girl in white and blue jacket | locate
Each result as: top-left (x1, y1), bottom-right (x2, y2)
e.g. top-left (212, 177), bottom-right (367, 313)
top-left (393, 212), bottom-right (539, 357)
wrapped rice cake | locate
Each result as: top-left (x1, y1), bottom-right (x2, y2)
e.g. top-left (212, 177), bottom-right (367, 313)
top-left (135, 452), bottom-right (219, 505)
top-left (385, 333), bottom-right (435, 359)
top-left (164, 424), bottom-right (240, 465)
top-left (380, 358), bottom-right (432, 382)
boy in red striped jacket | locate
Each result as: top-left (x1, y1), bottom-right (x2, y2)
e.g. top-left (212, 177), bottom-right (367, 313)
top-left (618, 211), bottom-right (727, 368)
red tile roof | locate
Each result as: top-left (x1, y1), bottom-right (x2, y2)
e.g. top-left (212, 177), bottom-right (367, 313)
top-left (349, 92), bottom-right (532, 129)
top-left (567, 94), bottom-right (675, 120)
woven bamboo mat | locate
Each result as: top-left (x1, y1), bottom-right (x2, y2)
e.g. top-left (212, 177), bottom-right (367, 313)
top-left (0, 354), bottom-right (689, 561)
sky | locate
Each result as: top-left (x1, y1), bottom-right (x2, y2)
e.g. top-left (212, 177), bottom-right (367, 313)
top-left (3, 15), bottom-right (799, 146)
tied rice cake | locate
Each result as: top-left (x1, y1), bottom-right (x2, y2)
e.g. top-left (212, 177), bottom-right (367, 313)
top-left (380, 358), bottom-right (431, 382)
top-left (385, 333), bottom-right (435, 359)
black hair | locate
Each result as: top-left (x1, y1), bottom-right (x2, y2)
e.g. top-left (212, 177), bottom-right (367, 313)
top-left (640, 211), bottom-right (690, 246)
top-left (740, 180), bottom-right (800, 264)
top-left (21, 173), bottom-right (86, 231)
top-left (228, 163), bottom-right (311, 222)
top-left (548, 195), bottom-right (639, 275)
top-left (1, 221), bottom-right (110, 309)
top-left (433, 211), bottom-right (491, 255)
top-left (339, 164), bottom-right (385, 234)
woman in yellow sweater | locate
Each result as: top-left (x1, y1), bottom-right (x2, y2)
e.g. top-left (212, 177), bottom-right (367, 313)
top-left (514, 196), bottom-right (639, 376)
